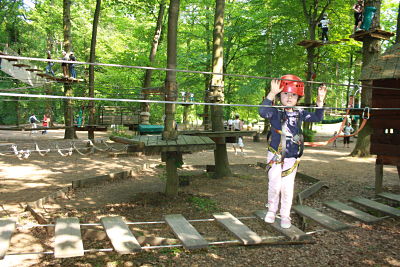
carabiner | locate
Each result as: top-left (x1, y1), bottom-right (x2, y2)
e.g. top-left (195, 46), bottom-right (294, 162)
top-left (362, 107), bottom-right (370, 120)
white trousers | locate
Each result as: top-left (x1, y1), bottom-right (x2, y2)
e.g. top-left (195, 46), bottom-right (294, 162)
top-left (266, 151), bottom-right (298, 218)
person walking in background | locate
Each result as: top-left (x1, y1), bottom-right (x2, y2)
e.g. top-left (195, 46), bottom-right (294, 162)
top-left (69, 52), bottom-right (77, 78)
top-left (42, 114), bottom-right (50, 135)
top-left (232, 114), bottom-right (246, 156)
top-left (343, 123), bottom-right (354, 148)
top-left (228, 118), bottom-right (233, 131)
top-left (332, 131), bottom-right (337, 147)
top-left (28, 114), bottom-right (40, 136)
top-left (45, 51), bottom-right (55, 76)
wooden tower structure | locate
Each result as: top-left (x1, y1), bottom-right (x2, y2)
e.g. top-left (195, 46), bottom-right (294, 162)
top-left (359, 43), bottom-right (400, 193)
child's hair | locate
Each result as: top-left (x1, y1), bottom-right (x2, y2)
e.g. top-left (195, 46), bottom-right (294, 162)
top-left (235, 114), bottom-right (240, 119)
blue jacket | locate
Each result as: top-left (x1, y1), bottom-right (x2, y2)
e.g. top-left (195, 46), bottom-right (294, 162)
top-left (259, 98), bottom-right (324, 158)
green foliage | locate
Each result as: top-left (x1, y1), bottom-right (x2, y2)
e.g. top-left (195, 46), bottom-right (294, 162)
top-left (0, 0), bottom-right (397, 127)
top-left (303, 128), bottom-right (316, 142)
top-left (187, 196), bottom-right (218, 212)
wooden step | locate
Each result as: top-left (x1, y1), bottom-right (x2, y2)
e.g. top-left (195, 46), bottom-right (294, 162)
top-left (377, 192), bottom-right (400, 204)
top-left (254, 210), bottom-right (312, 241)
top-left (213, 212), bottom-right (262, 245)
top-left (164, 214), bottom-right (208, 249)
top-left (100, 216), bottom-right (141, 254)
top-left (297, 181), bottom-right (327, 203)
top-left (349, 197), bottom-right (400, 218)
top-left (54, 217), bottom-right (84, 258)
top-left (323, 200), bottom-right (381, 224)
top-left (0, 218), bottom-right (16, 259)
top-left (292, 205), bottom-right (350, 231)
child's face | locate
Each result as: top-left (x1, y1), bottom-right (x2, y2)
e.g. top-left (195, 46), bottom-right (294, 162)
top-left (280, 92), bottom-right (299, 106)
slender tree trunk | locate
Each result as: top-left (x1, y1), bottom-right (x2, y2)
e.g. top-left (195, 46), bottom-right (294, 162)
top-left (163, 0), bottom-right (180, 196)
top-left (141, 1), bottom-right (165, 124)
top-left (210, 0), bottom-right (231, 178)
top-left (88, 0), bottom-right (102, 140)
top-left (63, 0), bottom-right (75, 139)
top-left (202, 6), bottom-right (212, 130)
top-left (396, 2), bottom-right (400, 44)
top-left (351, 0), bottom-right (381, 157)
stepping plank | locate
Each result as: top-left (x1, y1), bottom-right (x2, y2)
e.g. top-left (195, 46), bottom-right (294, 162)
top-left (297, 181), bottom-right (327, 202)
top-left (54, 217), bottom-right (84, 258)
top-left (324, 200), bottom-right (381, 224)
top-left (213, 212), bottom-right (262, 245)
top-left (164, 214), bottom-right (208, 249)
top-left (0, 218), bottom-right (16, 259)
top-left (254, 210), bottom-right (312, 241)
top-left (292, 205), bottom-right (350, 231)
top-left (100, 216), bottom-right (141, 254)
top-left (350, 197), bottom-right (400, 218)
top-left (378, 192), bottom-right (400, 204)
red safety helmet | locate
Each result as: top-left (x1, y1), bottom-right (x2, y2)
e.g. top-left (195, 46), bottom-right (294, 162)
top-left (280, 74), bottom-right (304, 97)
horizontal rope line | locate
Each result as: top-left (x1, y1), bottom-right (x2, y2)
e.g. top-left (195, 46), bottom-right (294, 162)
top-left (1, 54), bottom-right (396, 91)
top-left (0, 92), bottom-right (386, 111)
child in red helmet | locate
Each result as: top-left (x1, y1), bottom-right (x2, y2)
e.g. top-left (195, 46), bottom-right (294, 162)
top-left (259, 75), bottom-right (327, 228)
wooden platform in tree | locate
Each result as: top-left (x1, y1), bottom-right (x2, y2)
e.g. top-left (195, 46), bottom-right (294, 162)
top-left (297, 40), bottom-right (340, 48)
top-left (110, 135), bottom-right (216, 153)
top-left (350, 29), bottom-right (394, 42)
top-left (12, 63), bottom-right (30, 68)
top-left (25, 68), bottom-right (43, 72)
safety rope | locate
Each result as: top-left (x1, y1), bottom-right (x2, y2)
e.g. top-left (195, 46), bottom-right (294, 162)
top-left (2, 54), bottom-right (400, 92)
top-left (304, 107), bottom-right (370, 147)
top-left (71, 142), bottom-right (94, 156)
top-left (56, 144), bottom-right (73, 157)
top-left (35, 143), bottom-right (50, 156)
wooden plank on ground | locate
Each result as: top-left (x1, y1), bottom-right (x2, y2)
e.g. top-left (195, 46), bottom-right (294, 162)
top-left (0, 218), bottom-right (16, 259)
top-left (164, 214), bottom-right (208, 249)
top-left (292, 205), bottom-right (350, 231)
top-left (254, 210), bottom-right (311, 241)
top-left (213, 212), bottom-right (262, 245)
top-left (100, 216), bottom-right (141, 254)
top-left (54, 217), bottom-right (84, 258)
top-left (323, 200), bottom-right (381, 224)
top-left (350, 197), bottom-right (400, 218)
top-left (378, 192), bottom-right (400, 204)
top-left (297, 181), bottom-right (327, 201)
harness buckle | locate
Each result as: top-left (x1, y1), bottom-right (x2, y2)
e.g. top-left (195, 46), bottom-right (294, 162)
top-left (362, 107), bottom-right (370, 120)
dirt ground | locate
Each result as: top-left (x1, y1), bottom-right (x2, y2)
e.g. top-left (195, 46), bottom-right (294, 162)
top-left (0, 124), bottom-right (399, 267)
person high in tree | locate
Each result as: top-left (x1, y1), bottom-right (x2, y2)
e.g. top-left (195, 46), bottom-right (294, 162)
top-left (318, 13), bottom-right (331, 43)
top-left (353, 0), bottom-right (364, 32)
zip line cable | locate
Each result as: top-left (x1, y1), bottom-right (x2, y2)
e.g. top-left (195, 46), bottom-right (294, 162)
top-left (1, 91), bottom-right (399, 111)
top-left (1, 54), bottom-right (400, 92)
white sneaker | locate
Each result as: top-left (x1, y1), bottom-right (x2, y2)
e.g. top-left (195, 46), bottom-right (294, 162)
top-left (235, 151), bottom-right (238, 155)
top-left (264, 211), bottom-right (275, 223)
top-left (280, 217), bottom-right (291, 229)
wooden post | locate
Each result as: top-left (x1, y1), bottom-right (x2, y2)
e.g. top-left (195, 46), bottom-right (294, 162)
top-left (375, 163), bottom-right (383, 194)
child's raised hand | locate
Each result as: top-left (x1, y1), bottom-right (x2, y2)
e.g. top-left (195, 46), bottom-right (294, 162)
top-left (317, 84), bottom-right (327, 103)
top-left (270, 79), bottom-right (283, 96)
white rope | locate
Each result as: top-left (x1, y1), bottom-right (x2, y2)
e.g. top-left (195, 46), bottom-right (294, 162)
top-left (56, 144), bottom-right (73, 157)
top-left (86, 139), bottom-right (110, 152)
top-left (11, 145), bottom-right (31, 160)
top-left (71, 142), bottom-right (94, 156)
top-left (101, 139), bottom-right (128, 152)
top-left (35, 143), bottom-right (50, 156)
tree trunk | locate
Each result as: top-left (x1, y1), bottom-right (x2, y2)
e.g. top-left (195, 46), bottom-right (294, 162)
top-left (88, 0), bottom-right (102, 140)
top-left (163, 0), bottom-right (180, 196)
top-left (210, 0), bottom-right (231, 178)
top-left (202, 6), bottom-right (212, 130)
top-left (182, 104), bottom-right (190, 129)
top-left (351, 0), bottom-right (381, 157)
top-left (396, 2), bottom-right (400, 44)
top-left (141, 1), bottom-right (166, 124)
top-left (63, 0), bottom-right (75, 139)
